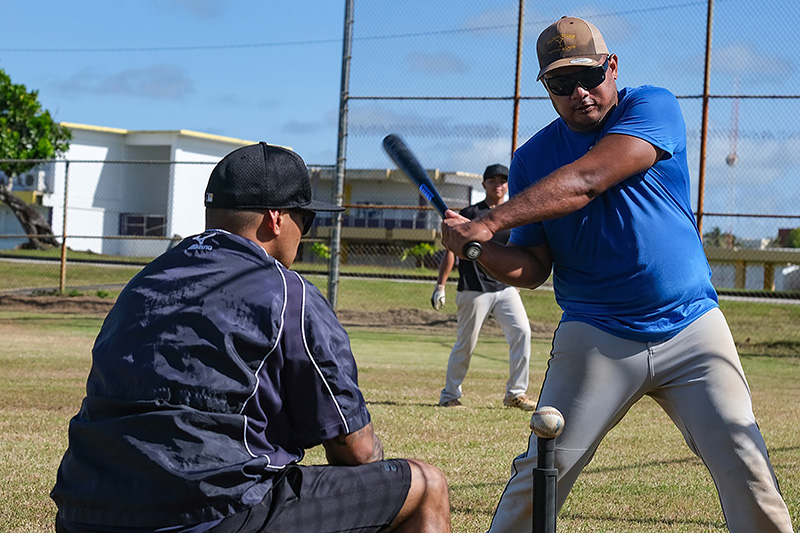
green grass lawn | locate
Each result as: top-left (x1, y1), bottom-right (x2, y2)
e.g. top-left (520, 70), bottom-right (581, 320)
top-left (0, 257), bottom-right (143, 293)
top-left (0, 289), bottom-right (798, 532)
top-left (0, 247), bottom-right (444, 294)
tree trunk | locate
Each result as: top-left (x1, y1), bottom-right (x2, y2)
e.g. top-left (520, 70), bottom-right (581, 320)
top-left (0, 188), bottom-right (59, 249)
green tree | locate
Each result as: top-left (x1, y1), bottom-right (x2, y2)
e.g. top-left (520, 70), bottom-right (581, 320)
top-left (0, 68), bottom-right (71, 249)
top-left (786, 227), bottom-right (800, 248)
top-left (703, 226), bottom-right (738, 249)
top-left (311, 241), bottom-right (331, 259)
top-left (703, 226), bottom-right (723, 247)
top-left (401, 242), bottom-right (437, 268)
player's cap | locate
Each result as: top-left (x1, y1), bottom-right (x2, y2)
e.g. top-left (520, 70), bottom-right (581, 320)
top-left (483, 163), bottom-right (509, 181)
top-left (204, 142), bottom-right (344, 212)
top-left (536, 16), bottom-right (609, 81)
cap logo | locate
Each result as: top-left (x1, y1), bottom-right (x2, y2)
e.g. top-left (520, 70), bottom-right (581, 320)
top-left (205, 192), bottom-right (214, 203)
top-left (569, 58), bottom-right (594, 64)
top-left (547, 33), bottom-right (576, 54)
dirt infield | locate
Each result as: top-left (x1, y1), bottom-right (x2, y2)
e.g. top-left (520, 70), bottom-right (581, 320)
top-left (0, 294), bottom-right (554, 338)
top-left (0, 294), bottom-right (117, 315)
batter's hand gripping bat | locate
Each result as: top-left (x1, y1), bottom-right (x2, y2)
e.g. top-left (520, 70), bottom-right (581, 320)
top-left (382, 134), bottom-right (482, 260)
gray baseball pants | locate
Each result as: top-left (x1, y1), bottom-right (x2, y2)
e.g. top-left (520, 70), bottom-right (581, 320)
top-left (487, 307), bottom-right (792, 532)
top-left (439, 286), bottom-right (531, 404)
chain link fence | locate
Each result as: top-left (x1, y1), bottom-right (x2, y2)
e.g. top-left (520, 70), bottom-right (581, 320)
top-left (343, 0), bottom-right (800, 296)
top-left (0, 159), bottom-right (456, 293)
top-left (1, 0), bottom-right (799, 299)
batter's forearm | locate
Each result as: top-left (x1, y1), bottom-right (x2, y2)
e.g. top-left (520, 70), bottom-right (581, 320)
top-left (479, 173), bottom-right (590, 234)
top-left (477, 242), bottom-right (552, 289)
top-left (480, 135), bottom-right (663, 233)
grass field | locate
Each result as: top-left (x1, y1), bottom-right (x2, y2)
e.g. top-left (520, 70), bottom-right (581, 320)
top-left (0, 278), bottom-right (798, 532)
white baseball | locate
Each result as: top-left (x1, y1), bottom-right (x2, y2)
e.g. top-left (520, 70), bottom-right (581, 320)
top-left (530, 406), bottom-right (565, 439)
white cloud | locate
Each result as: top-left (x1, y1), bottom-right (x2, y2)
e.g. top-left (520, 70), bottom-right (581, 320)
top-left (462, 3), bottom-right (520, 37)
top-left (55, 65), bottom-right (194, 100)
top-left (712, 43), bottom-right (794, 80)
top-left (348, 105), bottom-right (503, 138)
top-left (283, 119), bottom-right (326, 135)
top-left (673, 42), bottom-right (793, 84)
top-left (443, 136), bottom-right (511, 171)
top-left (156, 0), bottom-right (222, 18)
top-left (405, 51), bottom-right (469, 74)
top-left (214, 92), bottom-right (279, 109)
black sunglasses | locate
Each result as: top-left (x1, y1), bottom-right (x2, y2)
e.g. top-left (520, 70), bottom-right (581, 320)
top-left (290, 209), bottom-right (316, 235)
top-left (543, 56), bottom-right (610, 97)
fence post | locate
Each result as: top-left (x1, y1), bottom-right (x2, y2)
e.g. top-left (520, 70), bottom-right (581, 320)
top-left (696, 0), bottom-right (714, 236)
top-left (59, 161), bottom-right (70, 294)
top-left (328, 0), bottom-right (355, 309)
top-left (511, 0), bottom-right (525, 158)
top-left (763, 263), bottom-right (775, 291)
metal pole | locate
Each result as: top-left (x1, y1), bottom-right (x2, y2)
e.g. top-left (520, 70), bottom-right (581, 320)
top-left (533, 435), bottom-right (558, 533)
top-left (696, 0), bottom-right (714, 236)
top-left (328, 0), bottom-right (354, 308)
top-left (59, 161), bottom-right (70, 294)
top-left (531, 407), bottom-right (564, 533)
top-left (511, 0), bottom-right (525, 158)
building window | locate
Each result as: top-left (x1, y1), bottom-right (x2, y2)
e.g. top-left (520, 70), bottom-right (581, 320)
top-left (119, 213), bottom-right (166, 236)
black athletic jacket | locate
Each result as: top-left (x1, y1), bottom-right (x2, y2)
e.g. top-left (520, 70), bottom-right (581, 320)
top-left (51, 230), bottom-right (370, 528)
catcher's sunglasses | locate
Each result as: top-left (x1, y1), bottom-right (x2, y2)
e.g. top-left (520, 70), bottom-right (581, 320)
top-left (295, 209), bottom-right (316, 235)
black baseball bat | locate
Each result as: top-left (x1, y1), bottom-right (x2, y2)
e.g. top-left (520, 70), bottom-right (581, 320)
top-left (382, 134), bottom-right (482, 260)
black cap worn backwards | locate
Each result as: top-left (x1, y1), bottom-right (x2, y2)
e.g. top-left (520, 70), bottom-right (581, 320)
top-left (204, 142), bottom-right (344, 212)
top-left (483, 163), bottom-right (509, 181)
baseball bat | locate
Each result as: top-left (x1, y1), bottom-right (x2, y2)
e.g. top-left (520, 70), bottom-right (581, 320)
top-left (382, 134), bottom-right (482, 260)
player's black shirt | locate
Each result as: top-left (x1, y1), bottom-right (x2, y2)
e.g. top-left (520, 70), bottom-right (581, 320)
top-left (456, 200), bottom-right (511, 293)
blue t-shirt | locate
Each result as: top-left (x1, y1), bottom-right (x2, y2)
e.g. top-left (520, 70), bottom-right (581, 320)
top-left (51, 230), bottom-right (371, 529)
top-left (509, 85), bottom-right (717, 341)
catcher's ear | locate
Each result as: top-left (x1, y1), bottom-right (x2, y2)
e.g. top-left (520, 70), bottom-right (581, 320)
top-left (255, 210), bottom-right (282, 242)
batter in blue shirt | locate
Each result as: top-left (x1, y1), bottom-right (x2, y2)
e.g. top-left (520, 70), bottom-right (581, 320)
top-left (441, 16), bottom-right (792, 533)
top-left (509, 84), bottom-right (717, 341)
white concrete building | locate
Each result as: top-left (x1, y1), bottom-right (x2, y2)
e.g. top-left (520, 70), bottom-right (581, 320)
top-left (57, 123), bottom-right (254, 256)
top-left (1, 122), bottom-right (484, 261)
top-left (0, 122), bottom-right (254, 256)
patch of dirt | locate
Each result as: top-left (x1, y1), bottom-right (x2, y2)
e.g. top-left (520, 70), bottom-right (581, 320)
top-left (336, 308), bottom-right (460, 334)
top-left (0, 294), bottom-right (116, 315)
top-left (0, 294), bottom-right (554, 338)
top-left (337, 308), bottom-right (553, 338)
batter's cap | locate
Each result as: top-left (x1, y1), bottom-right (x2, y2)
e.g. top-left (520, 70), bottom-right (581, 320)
top-left (204, 142), bottom-right (344, 212)
top-left (536, 16), bottom-right (609, 81)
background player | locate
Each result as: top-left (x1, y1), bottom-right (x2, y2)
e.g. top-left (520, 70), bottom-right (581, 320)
top-left (432, 163), bottom-right (534, 411)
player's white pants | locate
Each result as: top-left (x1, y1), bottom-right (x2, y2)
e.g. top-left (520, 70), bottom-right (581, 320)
top-left (439, 286), bottom-right (531, 403)
top-left (487, 307), bottom-right (793, 533)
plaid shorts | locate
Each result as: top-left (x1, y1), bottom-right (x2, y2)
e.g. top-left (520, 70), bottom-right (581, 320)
top-left (209, 459), bottom-right (412, 533)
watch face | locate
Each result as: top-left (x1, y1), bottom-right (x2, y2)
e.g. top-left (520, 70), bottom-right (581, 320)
top-left (464, 243), bottom-right (482, 260)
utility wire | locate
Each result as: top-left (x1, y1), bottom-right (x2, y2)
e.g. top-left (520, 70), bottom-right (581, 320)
top-left (0, 1), bottom-right (710, 54)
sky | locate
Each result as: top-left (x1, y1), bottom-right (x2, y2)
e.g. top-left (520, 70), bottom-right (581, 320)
top-left (1, 0), bottom-right (798, 238)
top-left (1, 1), bottom-right (347, 164)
